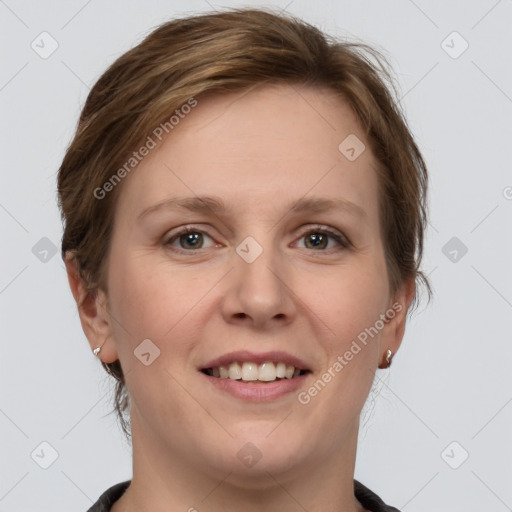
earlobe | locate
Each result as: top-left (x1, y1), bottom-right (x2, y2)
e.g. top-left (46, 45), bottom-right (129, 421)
top-left (64, 252), bottom-right (119, 363)
top-left (378, 276), bottom-right (416, 369)
top-left (91, 334), bottom-right (119, 364)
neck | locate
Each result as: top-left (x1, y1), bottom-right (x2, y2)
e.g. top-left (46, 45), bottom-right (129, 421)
top-left (112, 412), bottom-right (367, 512)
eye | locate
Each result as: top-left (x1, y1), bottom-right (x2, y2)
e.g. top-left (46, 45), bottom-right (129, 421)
top-left (294, 225), bottom-right (350, 252)
top-left (163, 224), bottom-right (351, 255)
top-left (164, 227), bottom-right (218, 253)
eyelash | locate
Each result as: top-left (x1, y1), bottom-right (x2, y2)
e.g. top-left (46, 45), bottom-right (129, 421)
top-left (163, 224), bottom-right (351, 255)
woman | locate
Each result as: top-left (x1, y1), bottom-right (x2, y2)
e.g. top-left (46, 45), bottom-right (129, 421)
top-left (57, 8), bottom-right (431, 512)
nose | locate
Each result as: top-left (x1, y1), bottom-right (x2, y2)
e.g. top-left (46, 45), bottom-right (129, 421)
top-left (220, 237), bottom-right (297, 329)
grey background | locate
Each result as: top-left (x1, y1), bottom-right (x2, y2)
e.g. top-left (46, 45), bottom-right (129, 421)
top-left (1, 0), bottom-right (511, 511)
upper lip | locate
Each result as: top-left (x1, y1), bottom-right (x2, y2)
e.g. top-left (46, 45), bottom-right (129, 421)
top-left (201, 350), bottom-right (310, 371)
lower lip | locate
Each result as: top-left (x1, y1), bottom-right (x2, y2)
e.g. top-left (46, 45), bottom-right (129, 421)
top-left (200, 372), bottom-right (309, 401)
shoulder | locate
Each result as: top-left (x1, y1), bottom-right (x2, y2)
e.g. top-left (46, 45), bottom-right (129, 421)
top-left (354, 479), bottom-right (401, 512)
top-left (86, 480), bottom-right (131, 512)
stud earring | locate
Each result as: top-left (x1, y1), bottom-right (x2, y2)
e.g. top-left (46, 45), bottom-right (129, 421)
top-left (92, 336), bottom-right (108, 357)
top-left (384, 349), bottom-right (393, 368)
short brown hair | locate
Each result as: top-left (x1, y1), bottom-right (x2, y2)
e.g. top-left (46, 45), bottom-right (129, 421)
top-left (57, 7), bottom-right (432, 440)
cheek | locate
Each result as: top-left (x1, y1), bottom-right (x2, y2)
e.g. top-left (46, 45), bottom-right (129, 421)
top-left (106, 255), bottom-right (204, 416)
top-left (106, 251), bottom-right (224, 380)
top-left (318, 263), bottom-right (388, 340)
top-left (311, 261), bottom-right (388, 400)
top-left (107, 254), bottom-right (193, 353)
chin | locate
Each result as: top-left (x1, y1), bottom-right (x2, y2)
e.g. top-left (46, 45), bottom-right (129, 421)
top-left (201, 426), bottom-right (312, 483)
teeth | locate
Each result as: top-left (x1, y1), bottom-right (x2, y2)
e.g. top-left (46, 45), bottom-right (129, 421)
top-left (206, 361), bottom-right (305, 382)
top-left (276, 362), bottom-right (287, 378)
top-left (258, 362), bottom-right (277, 382)
top-left (241, 362), bottom-right (259, 381)
top-left (228, 362), bottom-right (242, 380)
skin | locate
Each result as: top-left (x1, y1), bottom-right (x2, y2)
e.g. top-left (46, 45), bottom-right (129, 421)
top-left (66, 83), bottom-right (414, 512)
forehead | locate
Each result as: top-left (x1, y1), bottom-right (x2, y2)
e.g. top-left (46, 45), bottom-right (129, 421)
top-left (115, 83), bottom-right (381, 224)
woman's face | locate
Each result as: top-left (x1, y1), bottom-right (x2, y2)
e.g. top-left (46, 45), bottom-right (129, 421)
top-left (89, 84), bottom-right (411, 480)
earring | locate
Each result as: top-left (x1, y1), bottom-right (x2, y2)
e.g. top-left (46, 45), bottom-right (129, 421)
top-left (92, 336), bottom-right (108, 357)
top-left (384, 349), bottom-right (393, 368)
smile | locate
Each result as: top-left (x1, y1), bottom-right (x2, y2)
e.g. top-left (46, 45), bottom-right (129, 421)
top-left (201, 361), bottom-right (310, 382)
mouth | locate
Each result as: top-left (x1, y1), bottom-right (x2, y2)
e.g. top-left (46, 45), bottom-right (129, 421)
top-left (201, 361), bottom-right (311, 383)
top-left (199, 350), bottom-right (312, 401)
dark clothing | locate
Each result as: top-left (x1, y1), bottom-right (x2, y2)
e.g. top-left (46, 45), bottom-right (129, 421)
top-left (86, 479), bottom-right (401, 511)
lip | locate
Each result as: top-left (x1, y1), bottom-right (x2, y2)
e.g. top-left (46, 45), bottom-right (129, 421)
top-left (200, 371), bottom-right (310, 402)
top-left (200, 350), bottom-right (310, 371)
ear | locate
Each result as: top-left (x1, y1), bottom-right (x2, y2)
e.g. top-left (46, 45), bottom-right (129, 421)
top-left (64, 252), bottom-right (119, 363)
top-left (378, 276), bottom-right (416, 368)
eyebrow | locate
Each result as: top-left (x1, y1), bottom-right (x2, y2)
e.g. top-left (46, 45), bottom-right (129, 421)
top-left (137, 195), bottom-right (367, 221)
